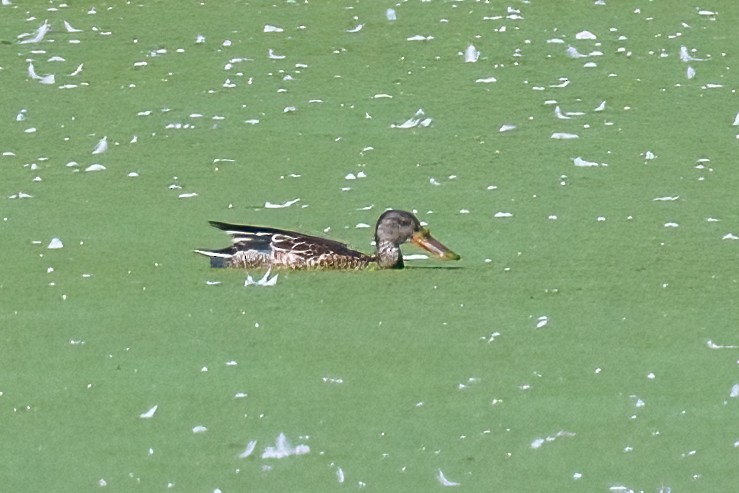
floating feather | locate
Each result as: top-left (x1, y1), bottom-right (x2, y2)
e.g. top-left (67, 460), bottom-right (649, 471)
top-left (19, 20), bottom-right (50, 44)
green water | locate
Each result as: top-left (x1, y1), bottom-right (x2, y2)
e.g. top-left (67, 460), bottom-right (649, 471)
top-left (2, 1), bottom-right (737, 491)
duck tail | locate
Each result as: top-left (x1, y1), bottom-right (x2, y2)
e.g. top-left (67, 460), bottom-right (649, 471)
top-left (193, 247), bottom-right (234, 268)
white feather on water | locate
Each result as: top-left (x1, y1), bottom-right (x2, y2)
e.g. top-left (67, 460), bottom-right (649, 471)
top-left (575, 30), bottom-right (596, 40)
top-left (27, 62), bottom-right (55, 84)
top-left (268, 48), bottom-right (285, 59)
top-left (265, 198), bottom-right (300, 208)
top-left (436, 469), bottom-right (460, 486)
top-left (679, 46), bottom-right (705, 62)
top-left (238, 440), bottom-right (258, 458)
top-left (19, 20), bottom-right (50, 44)
top-left (139, 405), bottom-right (158, 419)
top-left (261, 433), bottom-right (309, 459)
top-left (64, 20), bottom-right (83, 32)
top-left (530, 430), bottom-right (576, 449)
top-left (245, 269), bottom-right (279, 287)
top-left (391, 108), bottom-right (432, 129)
top-left (552, 132), bottom-right (579, 140)
top-left (572, 157), bottom-right (605, 167)
top-left (464, 44), bottom-right (480, 63)
top-left (92, 136), bottom-right (108, 155)
top-left (47, 238), bottom-right (64, 249)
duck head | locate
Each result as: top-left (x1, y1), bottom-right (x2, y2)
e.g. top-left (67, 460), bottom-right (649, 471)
top-left (374, 210), bottom-right (460, 268)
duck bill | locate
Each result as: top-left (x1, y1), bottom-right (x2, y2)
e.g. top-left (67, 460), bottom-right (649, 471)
top-left (411, 228), bottom-right (461, 261)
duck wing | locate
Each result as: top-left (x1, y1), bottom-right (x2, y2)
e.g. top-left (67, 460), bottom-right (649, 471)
top-left (201, 221), bottom-right (373, 269)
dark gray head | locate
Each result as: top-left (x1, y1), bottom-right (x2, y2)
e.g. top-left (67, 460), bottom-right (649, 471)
top-left (374, 210), bottom-right (421, 247)
top-left (373, 210), bottom-right (460, 268)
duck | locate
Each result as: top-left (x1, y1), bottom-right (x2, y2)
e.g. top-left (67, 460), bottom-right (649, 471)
top-left (194, 209), bottom-right (460, 270)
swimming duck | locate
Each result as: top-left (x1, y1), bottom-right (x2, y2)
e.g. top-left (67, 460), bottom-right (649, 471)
top-left (194, 209), bottom-right (460, 270)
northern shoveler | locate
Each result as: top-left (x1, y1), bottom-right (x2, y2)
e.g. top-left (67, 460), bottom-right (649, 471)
top-left (194, 209), bottom-right (460, 270)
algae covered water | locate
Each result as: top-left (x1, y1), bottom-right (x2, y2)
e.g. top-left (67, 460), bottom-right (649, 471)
top-left (2, 1), bottom-right (738, 491)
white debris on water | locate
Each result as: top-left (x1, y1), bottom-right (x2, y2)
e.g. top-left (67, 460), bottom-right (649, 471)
top-left (653, 196), bottom-right (679, 201)
top-left (64, 20), bottom-right (83, 33)
top-left (630, 395), bottom-right (646, 408)
top-left (572, 157), bottom-right (605, 167)
top-left (706, 340), bottom-right (738, 349)
top-left (457, 377), bottom-right (481, 390)
top-left (27, 62), bottom-right (55, 84)
top-left (322, 376), bottom-right (344, 384)
top-left (264, 198), bottom-right (300, 208)
top-left (437, 469), bottom-right (461, 486)
top-left (407, 34), bottom-right (434, 42)
top-left (575, 30), bottom-right (597, 40)
top-left (19, 19), bottom-right (50, 44)
top-left (92, 136), bottom-right (108, 155)
top-left (139, 405), bottom-right (158, 419)
top-left (244, 269), bottom-right (278, 287)
top-left (530, 430), bottom-right (576, 449)
top-left (552, 132), bottom-right (579, 140)
top-left (391, 108), bottom-right (432, 129)
top-left (47, 238), bottom-right (63, 249)
top-left (9, 192), bottom-right (33, 199)
top-left (268, 48), bottom-right (285, 60)
top-left (464, 44), bottom-right (480, 63)
top-left (238, 440), bottom-right (258, 458)
top-left (403, 254), bottom-right (429, 261)
top-left (680, 45), bottom-right (705, 62)
top-left (261, 433), bottom-right (309, 459)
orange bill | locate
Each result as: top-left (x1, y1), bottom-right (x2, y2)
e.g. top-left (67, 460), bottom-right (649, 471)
top-left (411, 228), bottom-right (461, 261)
